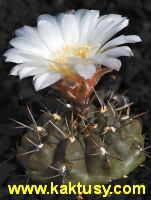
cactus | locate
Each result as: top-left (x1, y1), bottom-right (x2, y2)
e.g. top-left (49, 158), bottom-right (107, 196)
top-left (4, 9), bottom-right (147, 187)
top-left (16, 94), bottom-right (146, 186)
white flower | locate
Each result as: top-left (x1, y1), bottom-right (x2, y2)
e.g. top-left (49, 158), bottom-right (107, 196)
top-left (4, 9), bottom-right (141, 92)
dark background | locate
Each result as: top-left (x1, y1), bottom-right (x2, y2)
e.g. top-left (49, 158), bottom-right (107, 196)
top-left (0, 0), bottom-right (151, 200)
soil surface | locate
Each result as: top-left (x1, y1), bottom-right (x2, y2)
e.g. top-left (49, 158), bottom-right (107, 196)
top-left (0, 0), bottom-right (151, 200)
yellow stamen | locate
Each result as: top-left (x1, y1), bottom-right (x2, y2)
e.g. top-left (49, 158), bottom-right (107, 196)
top-left (49, 44), bottom-right (91, 75)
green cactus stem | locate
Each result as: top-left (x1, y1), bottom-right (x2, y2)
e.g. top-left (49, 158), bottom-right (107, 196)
top-left (16, 98), bottom-right (146, 186)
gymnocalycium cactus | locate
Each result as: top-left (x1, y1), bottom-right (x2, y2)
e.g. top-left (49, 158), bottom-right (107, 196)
top-left (4, 9), bottom-right (146, 186)
top-left (15, 99), bottom-right (146, 185)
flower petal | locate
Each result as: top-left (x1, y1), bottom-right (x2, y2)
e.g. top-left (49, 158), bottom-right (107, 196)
top-left (4, 48), bottom-right (24, 56)
top-left (74, 9), bottom-right (89, 24)
top-left (100, 35), bottom-right (142, 52)
top-left (10, 65), bottom-right (23, 75)
top-left (100, 18), bottom-right (129, 47)
top-left (59, 14), bottom-right (79, 45)
top-left (88, 14), bottom-right (122, 47)
top-left (4, 49), bottom-right (29, 63)
top-left (18, 65), bottom-right (50, 79)
top-left (37, 14), bottom-right (57, 25)
top-left (38, 14), bottom-right (65, 49)
top-left (89, 15), bottom-right (129, 47)
top-left (101, 46), bottom-right (133, 57)
top-left (37, 20), bottom-right (64, 52)
top-left (73, 64), bottom-right (96, 79)
top-left (10, 37), bottom-right (50, 59)
top-left (18, 66), bottom-right (36, 79)
top-left (102, 58), bottom-right (121, 70)
top-left (34, 72), bottom-right (63, 91)
top-left (85, 54), bottom-right (106, 64)
top-left (15, 26), bottom-right (51, 54)
top-left (17, 54), bottom-right (47, 67)
top-left (78, 10), bottom-right (100, 45)
top-left (86, 44), bottom-right (100, 57)
top-left (66, 56), bottom-right (82, 65)
top-left (15, 26), bottom-right (38, 38)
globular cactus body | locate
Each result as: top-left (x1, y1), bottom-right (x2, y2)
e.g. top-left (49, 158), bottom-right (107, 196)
top-left (17, 101), bottom-right (146, 186)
